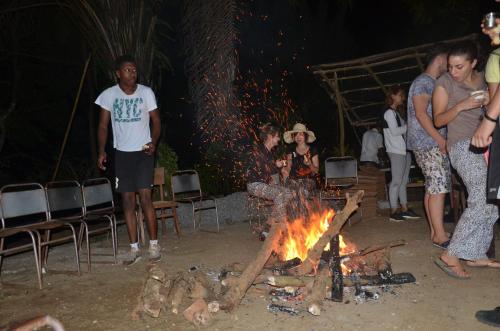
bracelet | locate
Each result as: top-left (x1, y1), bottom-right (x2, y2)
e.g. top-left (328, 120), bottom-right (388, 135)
top-left (484, 112), bottom-right (498, 123)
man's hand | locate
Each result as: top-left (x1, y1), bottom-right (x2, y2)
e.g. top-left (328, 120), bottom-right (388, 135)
top-left (97, 152), bottom-right (107, 170)
top-left (472, 119), bottom-right (496, 147)
top-left (143, 142), bottom-right (156, 156)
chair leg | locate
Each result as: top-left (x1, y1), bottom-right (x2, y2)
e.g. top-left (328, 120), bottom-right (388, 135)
top-left (191, 201), bottom-right (196, 231)
top-left (67, 224), bottom-right (81, 276)
top-left (29, 230), bottom-right (43, 289)
top-left (0, 237), bottom-right (4, 272)
top-left (160, 211), bottom-right (168, 239)
top-left (213, 199), bottom-right (220, 232)
top-left (41, 229), bottom-right (51, 270)
top-left (172, 208), bottom-right (181, 238)
top-left (110, 215), bottom-right (118, 265)
top-left (81, 222), bottom-right (91, 273)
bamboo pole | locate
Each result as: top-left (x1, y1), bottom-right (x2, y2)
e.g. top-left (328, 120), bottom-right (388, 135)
top-left (51, 55), bottom-right (91, 181)
top-left (332, 72), bottom-right (345, 156)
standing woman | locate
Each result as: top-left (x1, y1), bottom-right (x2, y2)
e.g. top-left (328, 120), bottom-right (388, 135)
top-left (433, 41), bottom-right (499, 279)
top-left (383, 86), bottom-right (420, 222)
top-left (283, 123), bottom-right (320, 193)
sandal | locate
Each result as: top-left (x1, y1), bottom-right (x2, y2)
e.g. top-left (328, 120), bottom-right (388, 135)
top-left (434, 257), bottom-right (470, 279)
top-left (466, 259), bottom-right (500, 268)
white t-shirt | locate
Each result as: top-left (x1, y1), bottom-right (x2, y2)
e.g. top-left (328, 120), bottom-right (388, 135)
top-left (95, 84), bottom-right (158, 152)
top-left (383, 108), bottom-right (407, 155)
top-left (360, 129), bottom-right (383, 163)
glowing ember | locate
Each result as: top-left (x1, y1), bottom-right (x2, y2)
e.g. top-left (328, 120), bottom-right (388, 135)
top-left (280, 208), bottom-right (356, 263)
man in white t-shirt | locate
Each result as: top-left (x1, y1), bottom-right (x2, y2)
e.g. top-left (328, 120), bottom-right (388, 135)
top-left (360, 127), bottom-right (383, 166)
top-left (95, 55), bottom-right (161, 265)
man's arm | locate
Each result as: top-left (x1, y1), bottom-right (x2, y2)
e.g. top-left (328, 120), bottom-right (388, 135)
top-left (97, 109), bottom-right (111, 170)
top-left (145, 109), bottom-right (161, 155)
top-left (413, 94), bottom-right (447, 153)
top-left (472, 86), bottom-right (500, 147)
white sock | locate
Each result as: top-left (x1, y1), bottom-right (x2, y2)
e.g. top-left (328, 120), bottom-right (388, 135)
top-left (130, 242), bottom-right (139, 250)
top-left (150, 240), bottom-right (158, 247)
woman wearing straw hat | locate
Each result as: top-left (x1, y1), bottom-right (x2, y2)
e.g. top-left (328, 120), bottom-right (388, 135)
top-left (283, 123), bottom-right (320, 193)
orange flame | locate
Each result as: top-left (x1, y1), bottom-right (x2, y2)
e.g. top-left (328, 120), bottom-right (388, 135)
top-left (280, 208), bottom-right (356, 269)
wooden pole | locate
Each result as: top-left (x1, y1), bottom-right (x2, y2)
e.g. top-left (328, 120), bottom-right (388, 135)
top-left (332, 72), bottom-right (345, 156)
top-left (51, 55), bottom-right (91, 181)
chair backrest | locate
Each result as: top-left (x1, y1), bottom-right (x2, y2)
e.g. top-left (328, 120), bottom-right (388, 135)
top-left (81, 178), bottom-right (114, 214)
top-left (45, 180), bottom-right (84, 219)
top-left (0, 183), bottom-right (49, 229)
top-left (171, 170), bottom-right (202, 199)
top-left (154, 167), bottom-right (166, 200)
top-left (324, 156), bottom-right (358, 186)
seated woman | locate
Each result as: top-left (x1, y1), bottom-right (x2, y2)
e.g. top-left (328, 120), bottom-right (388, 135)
top-left (283, 123), bottom-right (320, 194)
top-left (247, 123), bottom-right (293, 224)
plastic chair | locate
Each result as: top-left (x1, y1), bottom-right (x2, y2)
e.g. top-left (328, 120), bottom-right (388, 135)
top-left (171, 170), bottom-right (219, 231)
top-left (320, 156), bottom-right (358, 203)
top-left (0, 183), bottom-right (80, 289)
top-left (137, 167), bottom-right (180, 244)
top-left (81, 178), bottom-right (117, 269)
top-left (46, 180), bottom-right (90, 271)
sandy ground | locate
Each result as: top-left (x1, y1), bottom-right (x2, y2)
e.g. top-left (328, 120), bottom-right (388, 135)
top-left (0, 208), bottom-right (499, 331)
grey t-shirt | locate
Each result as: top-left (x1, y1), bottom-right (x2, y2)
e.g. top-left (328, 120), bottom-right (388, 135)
top-left (435, 72), bottom-right (485, 150)
top-left (407, 73), bottom-right (446, 150)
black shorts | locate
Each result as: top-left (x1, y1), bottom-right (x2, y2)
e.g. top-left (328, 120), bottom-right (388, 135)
top-left (114, 150), bottom-right (154, 193)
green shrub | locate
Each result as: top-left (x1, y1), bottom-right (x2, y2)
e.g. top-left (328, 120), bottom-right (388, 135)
top-left (156, 143), bottom-right (178, 198)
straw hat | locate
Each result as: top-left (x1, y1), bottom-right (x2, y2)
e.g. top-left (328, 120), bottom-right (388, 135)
top-left (283, 123), bottom-right (316, 144)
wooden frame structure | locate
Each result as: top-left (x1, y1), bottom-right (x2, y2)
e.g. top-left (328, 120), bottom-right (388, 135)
top-left (310, 34), bottom-right (478, 156)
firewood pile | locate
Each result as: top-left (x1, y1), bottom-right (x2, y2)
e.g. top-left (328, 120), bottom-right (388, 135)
top-left (131, 190), bottom-right (415, 326)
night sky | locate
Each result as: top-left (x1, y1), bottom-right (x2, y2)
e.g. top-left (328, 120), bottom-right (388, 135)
top-left (0, 0), bottom-right (497, 185)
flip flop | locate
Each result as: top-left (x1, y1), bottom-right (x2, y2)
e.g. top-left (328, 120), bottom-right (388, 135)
top-left (432, 240), bottom-right (450, 250)
top-left (434, 257), bottom-right (470, 279)
top-left (466, 260), bottom-right (500, 268)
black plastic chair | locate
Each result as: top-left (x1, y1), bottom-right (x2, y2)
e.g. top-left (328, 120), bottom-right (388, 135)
top-left (81, 178), bottom-right (117, 268)
top-left (320, 156), bottom-right (358, 203)
top-left (46, 180), bottom-right (89, 271)
top-left (0, 183), bottom-right (80, 289)
top-left (171, 170), bottom-right (219, 231)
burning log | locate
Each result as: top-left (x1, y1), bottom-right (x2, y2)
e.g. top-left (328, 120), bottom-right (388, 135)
top-left (290, 190), bottom-right (364, 276)
top-left (266, 273), bottom-right (415, 289)
top-left (307, 266), bottom-right (330, 316)
top-left (221, 220), bottom-right (287, 311)
top-left (330, 234), bottom-right (343, 302)
top-left (342, 240), bottom-right (406, 259)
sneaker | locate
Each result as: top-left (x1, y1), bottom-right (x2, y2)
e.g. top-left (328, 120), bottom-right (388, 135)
top-left (149, 243), bottom-right (162, 263)
top-left (389, 212), bottom-right (406, 222)
top-left (476, 307), bottom-right (500, 327)
top-left (123, 248), bottom-right (141, 266)
top-left (401, 209), bottom-right (420, 219)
